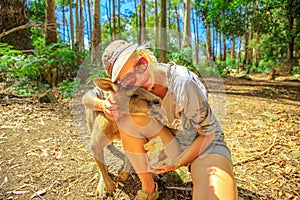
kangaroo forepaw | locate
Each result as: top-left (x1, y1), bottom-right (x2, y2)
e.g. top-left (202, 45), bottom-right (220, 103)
top-left (118, 171), bottom-right (130, 182)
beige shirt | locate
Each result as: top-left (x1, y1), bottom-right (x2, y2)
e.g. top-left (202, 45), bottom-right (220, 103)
top-left (153, 63), bottom-right (222, 148)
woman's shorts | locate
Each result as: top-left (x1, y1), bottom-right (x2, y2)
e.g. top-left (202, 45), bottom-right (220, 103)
top-left (199, 138), bottom-right (233, 165)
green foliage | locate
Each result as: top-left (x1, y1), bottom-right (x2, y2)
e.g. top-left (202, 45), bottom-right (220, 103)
top-left (25, 0), bottom-right (46, 22)
top-left (196, 61), bottom-right (225, 77)
top-left (170, 47), bottom-right (193, 68)
top-left (57, 78), bottom-right (80, 99)
top-left (86, 68), bottom-right (108, 85)
top-left (293, 66), bottom-right (300, 74)
top-left (0, 42), bottom-right (80, 95)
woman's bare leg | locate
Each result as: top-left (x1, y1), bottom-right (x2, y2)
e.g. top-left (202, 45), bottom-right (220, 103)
top-left (190, 154), bottom-right (238, 200)
top-left (117, 115), bottom-right (179, 195)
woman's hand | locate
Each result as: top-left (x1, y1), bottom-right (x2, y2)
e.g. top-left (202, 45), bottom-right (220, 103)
top-left (150, 160), bottom-right (181, 174)
top-left (103, 98), bottom-right (120, 120)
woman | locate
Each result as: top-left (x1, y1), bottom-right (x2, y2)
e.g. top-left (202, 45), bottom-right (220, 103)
top-left (82, 40), bottom-right (238, 200)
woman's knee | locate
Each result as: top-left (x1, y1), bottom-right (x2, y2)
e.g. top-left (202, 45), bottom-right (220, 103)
top-left (190, 154), bottom-right (238, 200)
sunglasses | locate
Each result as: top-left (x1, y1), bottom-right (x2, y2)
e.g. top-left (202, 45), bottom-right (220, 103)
top-left (119, 57), bottom-right (148, 87)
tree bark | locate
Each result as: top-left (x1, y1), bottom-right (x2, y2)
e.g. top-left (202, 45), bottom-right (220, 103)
top-left (118, 0), bottom-right (121, 38)
top-left (193, 8), bottom-right (199, 64)
top-left (69, 0), bottom-right (75, 49)
top-left (222, 34), bottom-right (226, 61)
top-left (231, 35), bottom-right (235, 59)
top-left (175, 5), bottom-right (181, 50)
top-left (140, 0), bottom-right (146, 44)
top-left (154, 0), bottom-right (159, 48)
top-left (91, 0), bottom-right (101, 64)
top-left (79, 0), bottom-right (85, 50)
top-left (87, 0), bottom-right (92, 49)
top-left (182, 0), bottom-right (191, 48)
top-left (45, 0), bottom-right (57, 45)
top-left (159, 0), bottom-right (167, 63)
top-left (0, 0), bottom-right (32, 50)
top-left (112, 0), bottom-right (116, 40)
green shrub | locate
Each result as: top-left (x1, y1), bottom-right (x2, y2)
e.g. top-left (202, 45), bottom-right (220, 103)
top-left (57, 78), bottom-right (80, 99)
top-left (293, 66), bottom-right (300, 74)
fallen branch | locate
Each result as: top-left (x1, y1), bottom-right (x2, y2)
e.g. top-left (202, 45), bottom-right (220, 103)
top-left (234, 134), bottom-right (277, 166)
top-left (0, 22), bottom-right (57, 39)
top-left (0, 23), bottom-right (43, 39)
top-left (165, 186), bottom-right (193, 191)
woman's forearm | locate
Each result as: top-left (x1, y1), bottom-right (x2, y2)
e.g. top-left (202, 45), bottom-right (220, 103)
top-left (175, 133), bottom-right (215, 167)
top-left (82, 92), bottom-right (105, 111)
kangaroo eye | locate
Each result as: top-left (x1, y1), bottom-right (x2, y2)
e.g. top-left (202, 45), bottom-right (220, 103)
top-left (130, 94), bottom-right (139, 99)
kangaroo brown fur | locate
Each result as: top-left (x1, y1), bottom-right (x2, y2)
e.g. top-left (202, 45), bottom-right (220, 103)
top-left (85, 78), bottom-right (161, 198)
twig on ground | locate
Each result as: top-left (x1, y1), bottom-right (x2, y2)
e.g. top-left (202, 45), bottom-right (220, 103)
top-left (234, 134), bottom-right (277, 166)
top-left (165, 186), bottom-right (193, 191)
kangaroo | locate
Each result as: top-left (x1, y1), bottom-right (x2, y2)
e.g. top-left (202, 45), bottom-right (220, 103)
top-left (85, 78), bottom-right (161, 198)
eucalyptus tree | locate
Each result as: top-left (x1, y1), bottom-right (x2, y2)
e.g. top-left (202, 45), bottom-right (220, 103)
top-left (46, 0), bottom-right (57, 45)
top-left (182, 0), bottom-right (191, 48)
top-left (159, 0), bottom-right (167, 62)
top-left (140, 0), bottom-right (146, 43)
top-left (91, 0), bottom-right (102, 64)
top-left (69, 0), bottom-right (75, 49)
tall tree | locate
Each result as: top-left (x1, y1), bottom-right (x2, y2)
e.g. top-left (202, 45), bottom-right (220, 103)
top-left (0, 0), bottom-right (32, 50)
top-left (45, 0), bottom-right (57, 45)
top-left (75, 0), bottom-right (80, 49)
top-left (159, 0), bottom-right (167, 62)
top-left (87, 0), bottom-right (92, 49)
top-left (154, 0), bottom-right (159, 48)
top-left (192, 7), bottom-right (199, 64)
top-left (78, 0), bottom-right (85, 50)
top-left (69, 0), bottom-right (75, 49)
top-left (118, 0), bottom-right (121, 38)
top-left (140, 0), bottom-right (146, 44)
top-left (112, 0), bottom-right (116, 40)
top-left (182, 0), bottom-right (191, 48)
top-left (91, 0), bottom-right (101, 64)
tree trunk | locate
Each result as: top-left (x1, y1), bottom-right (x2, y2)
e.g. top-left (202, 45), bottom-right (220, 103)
top-left (79, 0), bottom-right (85, 50)
top-left (159, 0), bottom-right (167, 63)
top-left (112, 0), bottom-right (116, 40)
top-left (219, 32), bottom-right (222, 60)
top-left (45, 0), bottom-right (57, 45)
top-left (140, 0), bottom-right (146, 44)
top-left (154, 0), bottom-right (159, 48)
top-left (223, 34), bottom-right (226, 61)
top-left (75, 0), bottom-right (80, 49)
top-left (182, 0), bottom-right (191, 48)
top-left (62, 2), bottom-right (66, 42)
top-left (243, 27), bottom-right (249, 68)
top-left (118, 0), bottom-right (121, 38)
top-left (246, 30), bottom-right (253, 74)
top-left (91, 0), bottom-right (101, 64)
top-left (0, 0), bottom-right (32, 50)
top-left (253, 32), bottom-right (260, 67)
top-left (175, 5), bottom-right (181, 50)
top-left (69, 0), bottom-right (75, 49)
top-left (287, 15), bottom-right (295, 73)
top-left (87, 0), bottom-right (92, 49)
top-left (211, 25), bottom-right (215, 61)
top-left (238, 35), bottom-right (242, 72)
top-left (193, 8), bottom-right (199, 64)
top-left (231, 35), bottom-right (235, 59)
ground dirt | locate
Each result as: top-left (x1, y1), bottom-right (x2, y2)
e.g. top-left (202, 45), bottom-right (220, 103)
top-left (0, 74), bottom-right (299, 200)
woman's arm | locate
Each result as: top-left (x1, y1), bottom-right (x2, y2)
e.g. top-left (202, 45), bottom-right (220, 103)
top-left (82, 90), bottom-right (106, 111)
top-left (151, 133), bottom-right (215, 174)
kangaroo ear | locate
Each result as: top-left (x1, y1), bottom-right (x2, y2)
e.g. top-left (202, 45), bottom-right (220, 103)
top-left (93, 78), bottom-right (119, 92)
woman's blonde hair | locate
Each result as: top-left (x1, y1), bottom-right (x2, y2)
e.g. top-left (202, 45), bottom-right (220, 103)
top-left (135, 43), bottom-right (158, 66)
